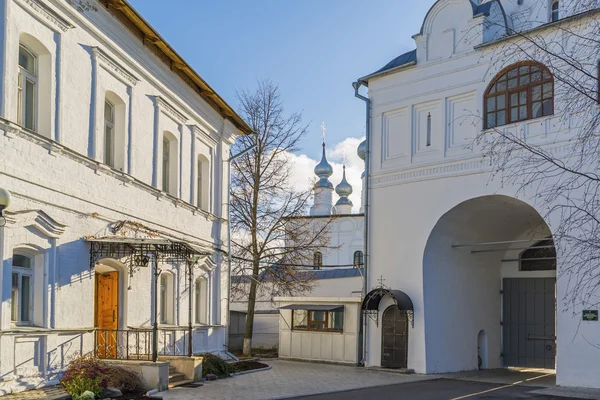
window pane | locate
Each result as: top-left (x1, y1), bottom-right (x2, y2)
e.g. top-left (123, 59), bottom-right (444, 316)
top-left (13, 254), bottom-right (31, 268)
top-left (532, 85), bottom-right (542, 101)
top-left (105, 126), bottom-right (114, 167)
top-left (519, 91), bottom-right (527, 104)
top-left (292, 310), bottom-right (308, 329)
top-left (11, 287), bottom-right (18, 321)
top-left (543, 83), bottom-right (553, 99)
top-left (497, 110), bottom-right (506, 126)
top-left (310, 311), bottom-right (326, 330)
top-left (19, 47), bottom-right (35, 74)
top-left (496, 81), bottom-right (506, 92)
top-left (104, 101), bottom-right (114, 122)
top-left (543, 100), bottom-right (553, 115)
top-left (508, 78), bottom-right (518, 89)
top-left (543, 70), bottom-right (552, 80)
top-left (496, 94), bottom-right (505, 109)
top-left (508, 68), bottom-right (518, 78)
top-left (510, 93), bottom-right (518, 106)
top-left (21, 276), bottom-right (30, 322)
top-left (511, 107), bottom-right (519, 122)
top-left (489, 84), bottom-right (496, 94)
top-left (486, 98), bottom-right (495, 112)
top-left (25, 79), bottom-right (35, 130)
top-left (519, 66), bottom-right (530, 75)
top-left (519, 75), bottom-right (530, 86)
top-left (532, 102), bottom-right (542, 118)
top-left (328, 311), bottom-right (344, 331)
top-left (486, 113), bottom-right (496, 128)
top-left (531, 72), bottom-right (542, 82)
top-left (519, 106), bottom-right (527, 120)
top-left (162, 139), bottom-right (170, 192)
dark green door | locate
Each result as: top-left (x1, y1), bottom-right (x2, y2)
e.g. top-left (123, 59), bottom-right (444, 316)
top-left (503, 278), bottom-right (556, 368)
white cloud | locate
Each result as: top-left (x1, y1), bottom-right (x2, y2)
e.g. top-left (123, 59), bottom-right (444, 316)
top-left (286, 136), bottom-right (365, 213)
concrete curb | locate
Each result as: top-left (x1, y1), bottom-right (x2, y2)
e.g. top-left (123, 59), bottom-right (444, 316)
top-left (229, 365), bottom-right (272, 377)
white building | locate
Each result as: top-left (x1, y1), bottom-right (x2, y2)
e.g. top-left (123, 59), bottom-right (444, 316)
top-left (230, 142), bottom-right (365, 351)
top-left (355, 0), bottom-right (600, 389)
top-left (0, 0), bottom-right (251, 394)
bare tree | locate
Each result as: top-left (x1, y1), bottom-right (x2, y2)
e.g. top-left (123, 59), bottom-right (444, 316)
top-left (230, 80), bottom-right (333, 356)
top-left (469, 3), bottom-right (600, 315)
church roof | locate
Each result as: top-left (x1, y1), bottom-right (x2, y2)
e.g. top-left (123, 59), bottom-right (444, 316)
top-left (364, 49), bottom-right (416, 81)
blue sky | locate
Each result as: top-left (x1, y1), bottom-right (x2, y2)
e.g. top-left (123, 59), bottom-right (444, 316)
top-left (128, 0), bottom-right (437, 163)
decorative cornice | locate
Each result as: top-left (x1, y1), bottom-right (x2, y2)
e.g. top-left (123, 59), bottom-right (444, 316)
top-left (190, 124), bottom-right (218, 147)
top-left (15, 0), bottom-right (74, 33)
top-left (4, 209), bottom-right (67, 238)
top-left (0, 117), bottom-right (220, 222)
top-left (372, 140), bottom-right (576, 188)
top-left (92, 47), bottom-right (139, 86)
top-left (154, 96), bottom-right (187, 124)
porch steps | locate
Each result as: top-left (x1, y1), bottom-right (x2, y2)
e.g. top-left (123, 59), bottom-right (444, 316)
top-left (168, 366), bottom-right (193, 388)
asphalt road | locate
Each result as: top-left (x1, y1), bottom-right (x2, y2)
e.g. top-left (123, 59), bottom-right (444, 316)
top-left (292, 379), bottom-right (578, 400)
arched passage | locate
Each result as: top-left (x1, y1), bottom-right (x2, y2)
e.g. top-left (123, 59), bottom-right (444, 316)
top-left (423, 195), bottom-right (556, 373)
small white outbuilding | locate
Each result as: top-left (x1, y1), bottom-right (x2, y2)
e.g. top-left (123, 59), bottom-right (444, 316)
top-left (275, 297), bottom-right (362, 365)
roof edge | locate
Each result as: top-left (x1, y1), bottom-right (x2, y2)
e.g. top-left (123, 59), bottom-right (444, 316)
top-left (98, 0), bottom-right (252, 135)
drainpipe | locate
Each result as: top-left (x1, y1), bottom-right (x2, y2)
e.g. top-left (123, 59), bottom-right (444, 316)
top-left (353, 81), bottom-right (370, 366)
top-left (225, 138), bottom-right (257, 350)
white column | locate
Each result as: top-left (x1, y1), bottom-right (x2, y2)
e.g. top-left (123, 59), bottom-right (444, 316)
top-left (152, 100), bottom-right (161, 188)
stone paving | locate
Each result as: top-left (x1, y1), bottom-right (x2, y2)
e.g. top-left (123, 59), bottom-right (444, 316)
top-left (158, 359), bottom-right (434, 400)
top-left (4, 385), bottom-right (69, 400)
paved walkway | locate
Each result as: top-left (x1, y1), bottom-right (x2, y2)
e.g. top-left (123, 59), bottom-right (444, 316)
top-left (158, 360), bottom-right (433, 400)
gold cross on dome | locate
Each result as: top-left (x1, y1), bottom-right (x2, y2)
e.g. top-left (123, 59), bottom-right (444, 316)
top-left (321, 122), bottom-right (326, 143)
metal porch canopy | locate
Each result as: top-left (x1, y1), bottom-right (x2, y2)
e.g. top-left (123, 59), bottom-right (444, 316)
top-left (86, 236), bottom-right (212, 268)
top-left (362, 288), bottom-right (414, 312)
top-left (279, 304), bottom-right (344, 311)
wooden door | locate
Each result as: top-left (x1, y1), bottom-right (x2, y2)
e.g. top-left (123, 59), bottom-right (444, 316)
top-left (381, 306), bottom-right (409, 369)
top-left (96, 272), bottom-right (119, 358)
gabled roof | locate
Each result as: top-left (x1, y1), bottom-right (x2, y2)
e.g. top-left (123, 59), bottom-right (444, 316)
top-left (359, 49), bottom-right (416, 84)
top-left (97, 0), bottom-right (252, 135)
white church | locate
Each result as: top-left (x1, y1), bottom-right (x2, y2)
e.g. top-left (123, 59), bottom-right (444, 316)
top-left (0, 0), bottom-right (251, 393)
top-left (352, 0), bottom-right (600, 390)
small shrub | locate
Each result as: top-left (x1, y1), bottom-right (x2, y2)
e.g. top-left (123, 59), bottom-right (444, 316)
top-left (61, 355), bottom-right (109, 398)
top-left (61, 354), bottom-right (145, 397)
top-left (104, 364), bottom-right (145, 394)
top-left (200, 353), bottom-right (231, 378)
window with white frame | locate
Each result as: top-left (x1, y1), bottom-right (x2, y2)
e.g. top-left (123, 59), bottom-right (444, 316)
top-left (551, 1), bottom-right (559, 22)
top-left (195, 277), bottom-right (208, 324)
top-left (11, 252), bottom-right (33, 324)
top-left (18, 45), bottom-right (37, 131)
top-left (162, 132), bottom-right (178, 196)
top-left (104, 100), bottom-right (115, 167)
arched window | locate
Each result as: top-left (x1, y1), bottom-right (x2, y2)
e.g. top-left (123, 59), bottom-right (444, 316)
top-left (11, 252), bottom-right (33, 324)
top-left (162, 131), bottom-right (178, 196)
top-left (18, 34), bottom-right (51, 138)
top-left (551, 1), bottom-right (559, 22)
top-left (484, 62), bottom-right (554, 129)
top-left (104, 100), bottom-right (115, 167)
top-left (313, 252), bottom-right (323, 270)
top-left (102, 91), bottom-right (126, 171)
top-left (195, 277), bottom-right (208, 324)
top-left (520, 239), bottom-right (556, 271)
top-left (353, 251), bottom-right (364, 268)
top-left (18, 45), bottom-right (37, 131)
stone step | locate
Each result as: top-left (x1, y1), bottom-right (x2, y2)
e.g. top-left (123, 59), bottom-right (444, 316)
top-left (168, 378), bottom-right (194, 389)
top-left (169, 372), bottom-right (186, 383)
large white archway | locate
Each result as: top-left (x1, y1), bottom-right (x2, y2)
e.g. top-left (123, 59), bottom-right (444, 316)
top-left (422, 195), bottom-right (556, 373)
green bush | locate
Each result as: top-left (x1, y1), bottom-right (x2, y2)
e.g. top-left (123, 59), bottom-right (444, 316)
top-left (200, 353), bottom-right (231, 378)
top-left (61, 354), bottom-right (145, 398)
top-left (60, 355), bottom-right (108, 398)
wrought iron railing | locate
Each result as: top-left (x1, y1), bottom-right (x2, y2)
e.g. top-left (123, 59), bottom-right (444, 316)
top-left (94, 327), bottom-right (192, 361)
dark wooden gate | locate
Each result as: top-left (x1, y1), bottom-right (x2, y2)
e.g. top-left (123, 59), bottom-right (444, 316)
top-left (381, 306), bottom-right (408, 368)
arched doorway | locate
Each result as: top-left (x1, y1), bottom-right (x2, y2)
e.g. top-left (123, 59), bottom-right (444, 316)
top-left (382, 306), bottom-right (409, 369)
top-left (423, 195), bottom-right (556, 372)
top-left (95, 259), bottom-right (125, 359)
